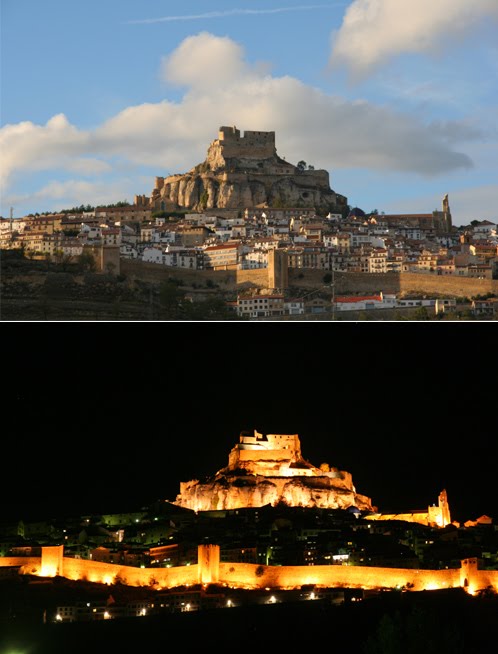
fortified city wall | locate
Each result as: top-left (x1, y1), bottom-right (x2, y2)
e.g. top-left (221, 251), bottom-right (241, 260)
top-left (120, 261), bottom-right (498, 297)
top-left (1, 546), bottom-right (496, 596)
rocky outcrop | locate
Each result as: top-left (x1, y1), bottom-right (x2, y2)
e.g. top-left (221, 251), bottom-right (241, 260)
top-left (174, 430), bottom-right (374, 513)
top-left (151, 126), bottom-right (347, 213)
top-left (176, 474), bottom-right (373, 512)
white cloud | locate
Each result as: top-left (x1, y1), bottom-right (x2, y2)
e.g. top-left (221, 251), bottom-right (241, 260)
top-left (6, 179), bottom-right (134, 211)
top-left (161, 32), bottom-right (248, 90)
top-left (0, 115), bottom-right (88, 188)
top-left (1, 32), bottom-right (486, 213)
top-left (330, 0), bottom-right (498, 79)
top-left (66, 159), bottom-right (113, 176)
top-left (127, 5), bottom-right (342, 25)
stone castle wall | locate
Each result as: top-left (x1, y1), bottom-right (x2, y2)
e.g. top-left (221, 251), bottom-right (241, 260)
top-left (152, 126), bottom-right (344, 210)
top-left (2, 547), bottom-right (496, 596)
top-left (288, 270), bottom-right (498, 297)
top-left (217, 127), bottom-right (276, 160)
top-left (218, 561), bottom-right (461, 592)
top-left (121, 261), bottom-right (497, 298)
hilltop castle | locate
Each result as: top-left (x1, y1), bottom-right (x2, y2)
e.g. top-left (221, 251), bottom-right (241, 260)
top-left (175, 429), bottom-right (374, 513)
top-left (147, 126), bottom-right (347, 213)
top-left (175, 430), bottom-right (451, 529)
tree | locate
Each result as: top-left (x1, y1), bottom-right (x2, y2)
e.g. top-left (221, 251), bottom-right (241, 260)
top-left (78, 251), bottom-right (96, 272)
top-left (363, 606), bottom-right (465, 654)
top-left (297, 160), bottom-right (307, 172)
top-left (159, 281), bottom-right (184, 317)
top-left (307, 164), bottom-right (315, 171)
top-left (414, 306), bottom-right (430, 320)
top-left (199, 190), bottom-right (209, 209)
top-left (323, 273), bottom-right (332, 284)
top-left (53, 249), bottom-right (72, 271)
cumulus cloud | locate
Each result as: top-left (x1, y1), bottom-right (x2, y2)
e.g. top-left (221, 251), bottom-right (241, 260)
top-left (161, 32), bottom-right (248, 90)
top-left (1, 31), bottom-right (484, 212)
top-left (330, 0), bottom-right (498, 79)
top-left (6, 179), bottom-right (135, 211)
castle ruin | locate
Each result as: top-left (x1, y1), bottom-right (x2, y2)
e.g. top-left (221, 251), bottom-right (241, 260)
top-left (148, 126), bottom-right (347, 213)
top-left (175, 430), bottom-right (373, 513)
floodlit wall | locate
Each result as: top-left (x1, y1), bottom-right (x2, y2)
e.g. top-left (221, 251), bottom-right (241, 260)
top-left (0, 557), bottom-right (41, 575)
top-left (41, 545), bottom-right (63, 577)
top-left (1, 547), bottom-right (497, 594)
top-left (62, 557), bottom-right (199, 588)
top-left (219, 562), bottom-right (460, 592)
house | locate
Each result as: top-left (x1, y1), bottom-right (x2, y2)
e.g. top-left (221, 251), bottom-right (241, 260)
top-left (142, 247), bottom-right (166, 265)
top-left (140, 224), bottom-right (155, 243)
top-left (334, 294), bottom-right (385, 311)
top-left (241, 250), bottom-right (269, 269)
top-left (284, 299), bottom-right (305, 316)
top-left (120, 244), bottom-right (139, 259)
top-left (102, 228), bottom-right (122, 247)
top-left (304, 297), bottom-right (329, 314)
top-left (203, 242), bottom-right (242, 270)
top-left (237, 294), bottom-right (285, 318)
top-left (368, 248), bottom-right (388, 273)
top-left (467, 264), bottom-right (493, 279)
top-left (471, 299), bottom-right (498, 317)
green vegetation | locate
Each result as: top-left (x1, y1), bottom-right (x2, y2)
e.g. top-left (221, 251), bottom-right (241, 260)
top-left (199, 190), bottom-right (209, 209)
top-left (78, 251), bottom-right (96, 273)
top-left (413, 306), bottom-right (430, 320)
top-left (364, 605), bottom-right (465, 654)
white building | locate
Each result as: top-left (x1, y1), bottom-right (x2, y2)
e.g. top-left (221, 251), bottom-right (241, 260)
top-left (142, 247), bottom-right (167, 264)
top-left (241, 250), bottom-right (269, 269)
top-left (284, 300), bottom-right (305, 315)
top-left (237, 294), bottom-right (285, 318)
top-left (120, 244), bottom-right (138, 259)
top-left (334, 293), bottom-right (396, 311)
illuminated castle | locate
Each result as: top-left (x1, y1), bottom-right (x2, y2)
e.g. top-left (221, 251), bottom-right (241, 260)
top-left (175, 430), bottom-right (451, 529)
top-left (175, 430), bottom-right (374, 513)
top-left (366, 489), bottom-right (452, 529)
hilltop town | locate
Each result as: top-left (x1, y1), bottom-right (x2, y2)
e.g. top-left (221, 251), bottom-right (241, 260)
top-left (1, 127), bottom-right (497, 320)
top-left (1, 429), bottom-right (497, 653)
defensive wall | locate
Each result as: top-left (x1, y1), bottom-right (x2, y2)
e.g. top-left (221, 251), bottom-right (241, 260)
top-left (216, 127), bottom-right (276, 160)
top-left (120, 259), bottom-right (270, 290)
top-left (120, 261), bottom-right (498, 297)
top-left (288, 270), bottom-right (498, 297)
top-left (1, 547), bottom-right (497, 596)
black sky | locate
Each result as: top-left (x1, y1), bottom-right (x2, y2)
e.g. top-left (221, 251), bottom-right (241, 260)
top-left (3, 322), bottom-right (496, 525)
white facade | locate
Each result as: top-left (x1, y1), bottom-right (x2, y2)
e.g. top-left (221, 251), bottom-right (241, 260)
top-left (120, 244), bottom-right (138, 259)
top-left (284, 301), bottom-right (305, 315)
top-left (241, 250), bottom-right (269, 269)
top-left (142, 247), bottom-right (166, 264)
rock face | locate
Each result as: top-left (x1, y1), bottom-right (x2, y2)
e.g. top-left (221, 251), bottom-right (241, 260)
top-left (175, 430), bottom-right (374, 512)
top-left (151, 126), bottom-right (347, 213)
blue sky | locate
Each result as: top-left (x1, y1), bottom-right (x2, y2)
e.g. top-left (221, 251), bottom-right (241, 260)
top-left (1, 0), bottom-right (497, 225)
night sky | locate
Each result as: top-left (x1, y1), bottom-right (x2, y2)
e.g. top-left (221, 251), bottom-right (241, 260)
top-left (3, 323), bottom-right (496, 525)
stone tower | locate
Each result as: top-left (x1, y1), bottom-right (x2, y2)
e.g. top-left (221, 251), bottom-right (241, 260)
top-left (268, 249), bottom-right (289, 290)
top-left (441, 193), bottom-right (452, 231)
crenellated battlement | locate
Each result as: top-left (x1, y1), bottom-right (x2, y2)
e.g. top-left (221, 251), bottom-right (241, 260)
top-left (149, 125), bottom-right (346, 212)
top-left (214, 126), bottom-right (276, 161)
